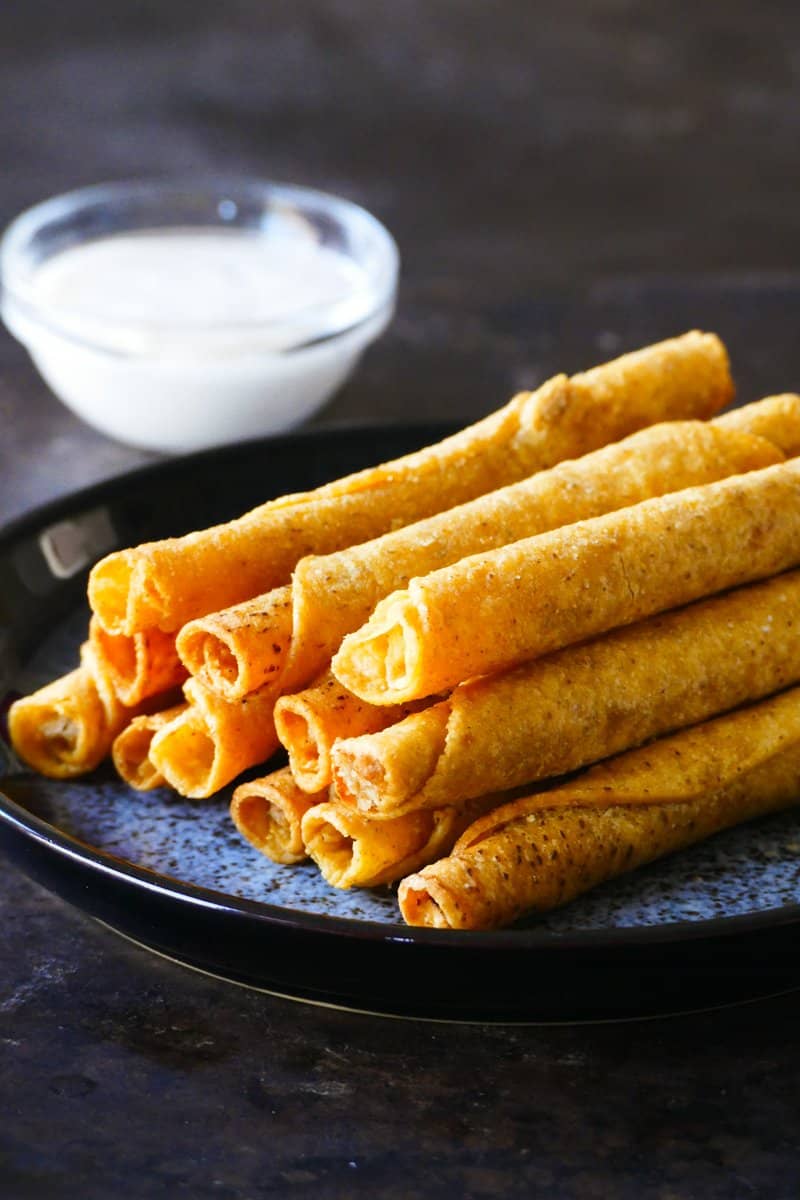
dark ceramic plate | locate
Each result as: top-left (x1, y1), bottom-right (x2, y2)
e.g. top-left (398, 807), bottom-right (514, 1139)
top-left (1, 425), bottom-right (800, 1022)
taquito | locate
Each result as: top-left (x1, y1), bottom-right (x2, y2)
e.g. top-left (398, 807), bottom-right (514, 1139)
top-left (398, 687), bottom-right (800, 930)
top-left (714, 393), bottom-right (800, 455)
top-left (88, 331), bottom-right (732, 636)
top-left (334, 458), bottom-right (800, 704)
top-left (8, 641), bottom-right (140, 778)
top-left (231, 767), bottom-right (324, 865)
top-left (89, 616), bottom-right (187, 706)
top-left (111, 704), bottom-right (188, 790)
top-left (331, 571), bottom-right (800, 816)
top-left (274, 669), bottom-right (428, 793)
top-left (302, 795), bottom-right (507, 889)
top-left (176, 587), bottom-right (293, 702)
top-left (148, 676), bottom-right (279, 798)
top-left (178, 407), bottom-right (780, 701)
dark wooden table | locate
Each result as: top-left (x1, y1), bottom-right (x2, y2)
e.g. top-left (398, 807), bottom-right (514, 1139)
top-left (2, 4), bottom-right (800, 1197)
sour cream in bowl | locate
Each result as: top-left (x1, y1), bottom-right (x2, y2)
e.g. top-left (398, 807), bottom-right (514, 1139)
top-left (0, 179), bottom-right (399, 452)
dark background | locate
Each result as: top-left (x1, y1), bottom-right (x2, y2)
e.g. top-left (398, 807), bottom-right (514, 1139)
top-left (4, 1), bottom-right (800, 518)
top-left (2, 3), bottom-right (800, 1197)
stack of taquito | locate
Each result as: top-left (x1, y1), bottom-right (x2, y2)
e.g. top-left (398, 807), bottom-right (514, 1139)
top-left (9, 330), bottom-right (800, 928)
top-left (10, 329), bottom-right (732, 784)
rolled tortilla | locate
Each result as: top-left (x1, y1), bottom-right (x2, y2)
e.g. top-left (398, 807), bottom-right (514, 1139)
top-left (302, 794), bottom-right (507, 889)
top-left (88, 331), bottom-right (732, 636)
top-left (7, 641), bottom-right (148, 778)
top-left (89, 616), bottom-right (187, 706)
top-left (714, 393), bottom-right (800, 455)
top-left (230, 767), bottom-right (324, 865)
top-left (176, 587), bottom-right (294, 702)
top-left (177, 407), bottom-right (780, 702)
top-left (331, 570), bottom-right (800, 815)
top-left (148, 676), bottom-right (280, 798)
top-left (334, 458), bottom-right (800, 704)
top-left (9, 655), bottom-right (117, 778)
top-left (111, 704), bottom-right (188, 790)
top-left (398, 686), bottom-right (800, 930)
top-left (274, 669), bottom-right (429, 793)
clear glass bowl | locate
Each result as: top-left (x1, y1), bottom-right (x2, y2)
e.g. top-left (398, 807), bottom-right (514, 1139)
top-left (0, 178), bottom-right (399, 452)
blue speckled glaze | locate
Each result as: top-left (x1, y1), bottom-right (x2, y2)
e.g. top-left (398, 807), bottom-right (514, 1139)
top-left (3, 607), bottom-right (800, 932)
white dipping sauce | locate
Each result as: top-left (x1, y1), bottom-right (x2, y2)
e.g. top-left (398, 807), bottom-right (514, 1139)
top-left (6, 226), bottom-right (392, 452)
top-left (32, 229), bottom-right (367, 352)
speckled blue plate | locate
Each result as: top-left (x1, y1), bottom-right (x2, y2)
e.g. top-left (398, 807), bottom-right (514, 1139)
top-left (1, 426), bottom-right (800, 1021)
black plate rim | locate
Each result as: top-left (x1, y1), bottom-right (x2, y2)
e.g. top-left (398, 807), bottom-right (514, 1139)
top-left (2, 419), bottom-right (800, 958)
top-left (0, 420), bottom-right (455, 548)
top-left (1, 783), bottom-right (800, 952)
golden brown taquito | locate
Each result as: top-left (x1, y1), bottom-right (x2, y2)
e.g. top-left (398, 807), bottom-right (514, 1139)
top-left (398, 687), bottom-right (800, 930)
top-left (111, 704), bottom-right (188, 790)
top-left (282, 416), bottom-right (779, 692)
top-left (331, 571), bottom-right (800, 816)
top-left (302, 794), bottom-right (506, 889)
top-left (715, 393), bottom-right (800, 455)
top-left (89, 616), bottom-right (187, 706)
top-left (177, 410), bottom-right (776, 702)
top-left (88, 331), bottom-right (732, 636)
top-left (274, 669), bottom-right (428, 793)
top-left (176, 587), bottom-right (293, 702)
top-left (334, 458), bottom-right (800, 705)
top-left (8, 653), bottom-right (117, 779)
top-left (7, 641), bottom-right (153, 779)
top-left (231, 767), bottom-right (324, 865)
top-left (148, 676), bottom-right (280, 799)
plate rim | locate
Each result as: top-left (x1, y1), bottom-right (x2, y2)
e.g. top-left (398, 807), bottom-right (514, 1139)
top-left (2, 421), bottom-right (800, 956)
top-left (2, 782), bottom-right (800, 951)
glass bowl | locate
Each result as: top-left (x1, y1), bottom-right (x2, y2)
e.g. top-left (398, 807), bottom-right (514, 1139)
top-left (0, 178), bottom-right (399, 452)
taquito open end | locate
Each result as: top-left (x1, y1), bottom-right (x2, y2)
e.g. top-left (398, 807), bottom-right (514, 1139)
top-left (275, 670), bottom-right (429, 794)
top-left (89, 617), bottom-right (186, 706)
top-left (274, 704), bottom-right (326, 793)
top-left (333, 593), bottom-right (423, 705)
top-left (8, 665), bottom-right (111, 778)
top-left (330, 703), bottom-right (451, 816)
top-left (399, 686), bottom-right (800, 930)
top-left (112, 704), bottom-right (187, 790)
top-left (397, 877), bottom-right (460, 929)
top-left (92, 620), bottom-right (136, 690)
top-left (302, 802), bottom-right (443, 888)
top-left (177, 626), bottom-right (242, 694)
top-left (88, 550), bottom-right (134, 634)
top-left (149, 708), bottom-right (219, 799)
top-left (176, 586), bottom-right (293, 701)
top-left (231, 768), bottom-right (321, 865)
top-left (89, 551), bottom-right (167, 636)
top-left (301, 807), bottom-right (359, 887)
top-left (147, 675), bottom-right (281, 797)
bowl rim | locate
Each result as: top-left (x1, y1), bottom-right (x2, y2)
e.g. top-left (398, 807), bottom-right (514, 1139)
top-left (0, 176), bottom-right (400, 355)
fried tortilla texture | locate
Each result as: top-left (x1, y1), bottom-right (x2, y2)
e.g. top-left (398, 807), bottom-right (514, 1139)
top-left (398, 687), bottom-right (800, 929)
top-left (9, 662), bottom-right (112, 778)
top-left (230, 766), bottom-right (324, 865)
top-left (171, 403), bottom-right (778, 707)
top-left (301, 792), bottom-right (505, 888)
top-left (332, 571), bottom-right (800, 816)
top-left (176, 586), bottom-right (293, 701)
top-left (89, 616), bottom-right (187, 706)
top-left (334, 458), bottom-right (800, 704)
top-left (111, 704), bottom-right (188, 790)
top-left (8, 641), bottom-right (155, 778)
top-left (274, 669), bottom-right (427, 793)
top-left (87, 331), bottom-right (731, 637)
top-left (281, 413), bottom-right (778, 693)
top-left (714, 392), bottom-right (800, 455)
top-left (148, 675), bottom-right (279, 798)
